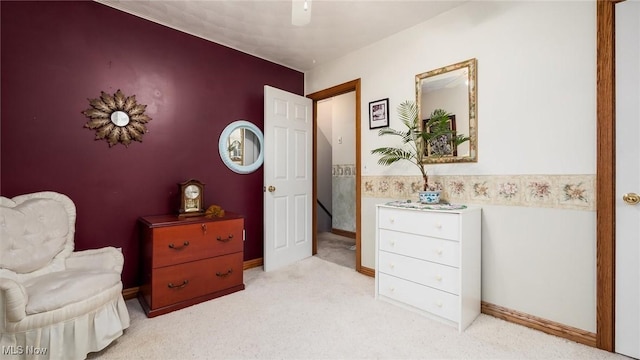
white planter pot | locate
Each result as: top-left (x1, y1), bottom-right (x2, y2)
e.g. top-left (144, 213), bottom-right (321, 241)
top-left (418, 190), bottom-right (441, 204)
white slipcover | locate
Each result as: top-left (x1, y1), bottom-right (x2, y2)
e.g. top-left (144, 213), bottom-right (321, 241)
top-left (0, 191), bottom-right (130, 360)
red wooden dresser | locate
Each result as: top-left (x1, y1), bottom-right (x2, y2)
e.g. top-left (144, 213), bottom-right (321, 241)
top-left (138, 213), bottom-right (245, 317)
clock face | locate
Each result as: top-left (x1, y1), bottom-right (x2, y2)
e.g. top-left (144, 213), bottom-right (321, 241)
top-left (184, 184), bottom-right (200, 199)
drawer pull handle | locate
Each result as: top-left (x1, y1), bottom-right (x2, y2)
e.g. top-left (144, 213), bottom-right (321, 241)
top-left (435, 275), bottom-right (443, 281)
top-left (167, 280), bottom-right (189, 289)
top-left (389, 218), bottom-right (395, 224)
top-left (202, 224), bottom-right (207, 234)
top-left (168, 241), bottom-right (190, 249)
top-left (436, 301), bottom-right (443, 308)
top-left (216, 269), bottom-right (233, 277)
top-left (435, 223), bottom-right (442, 229)
top-left (389, 263), bottom-right (395, 269)
top-left (216, 234), bottom-right (234, 242)
top-left (436, 249), bottom-right (443, 255)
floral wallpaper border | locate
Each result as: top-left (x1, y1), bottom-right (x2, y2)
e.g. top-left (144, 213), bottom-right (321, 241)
top-left (362, 174), bottom-right (595, 211)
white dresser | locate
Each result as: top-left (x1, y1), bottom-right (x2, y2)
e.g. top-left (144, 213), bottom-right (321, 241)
top-left (375, 204), bottom-right (481, 332)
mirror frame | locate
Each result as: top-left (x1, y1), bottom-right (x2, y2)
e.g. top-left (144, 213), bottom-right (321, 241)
top-left (218, 120), bottom-right (264, 174)
top-left (416, 58), bottom-right (477, 163)
top-left (82, 89), bottom-right (152, 148)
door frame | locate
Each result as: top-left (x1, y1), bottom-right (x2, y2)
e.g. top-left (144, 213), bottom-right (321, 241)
top-left (596, 0), bottom-right (624, 352)
top-left (307, 79), bottom-right (370, 275)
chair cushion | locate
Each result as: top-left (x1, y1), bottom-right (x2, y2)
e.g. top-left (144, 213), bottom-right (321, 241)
top-left (0, 198), bottom-right (69, 273)
top-left (23, 269), bottom-right (121, 315)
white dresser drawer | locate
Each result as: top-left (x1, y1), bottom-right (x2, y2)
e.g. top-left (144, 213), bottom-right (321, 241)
top-left (378, 207), bottom-right (459, 240)
top-left (378, 251), bottom-right (460, 294)
top-left (379, 229), bottom-right (460, 267)
top-left (378, 273), bottom-right (459, 323)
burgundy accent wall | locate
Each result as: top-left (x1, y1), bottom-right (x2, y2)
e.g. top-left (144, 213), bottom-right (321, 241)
top-left (1, 1), bottom-right (304, 288)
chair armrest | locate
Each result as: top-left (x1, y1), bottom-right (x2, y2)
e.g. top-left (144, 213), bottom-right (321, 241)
top-left (65, 247), bottom-right (124, 273)
top-left (0, 277), bottom-right (28, 323)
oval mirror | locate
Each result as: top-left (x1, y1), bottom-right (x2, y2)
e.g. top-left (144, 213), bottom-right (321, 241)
top-left (219, 120), bottom-right (264, 174)
top-left (110, 111), bottom-right (130, 127)
top-left (416, 58), bottom-right (477, 163)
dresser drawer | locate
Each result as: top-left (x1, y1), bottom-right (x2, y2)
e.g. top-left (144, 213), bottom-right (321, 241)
top-left (379, 229), bottom-right (460, 267)
top-left (202, 218), bottom-right (244, 257)
top-left (378, 251), bottom-right (459, 294)
top-left (150, 252), bottom-right (243, 309)
top-left (152, 218), bottom-right (244, 268)
top-left (378, 273), bottom-right (459, 323)
top-left (206, 251), bottom-right (244, 293)
top-left (378, 207), bottom-right (459, 240)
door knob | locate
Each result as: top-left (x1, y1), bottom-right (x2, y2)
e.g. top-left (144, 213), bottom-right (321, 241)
top-left (623, 193), bottom-right (640, 205)
top-left (268, 186), bottom-right (276, 192)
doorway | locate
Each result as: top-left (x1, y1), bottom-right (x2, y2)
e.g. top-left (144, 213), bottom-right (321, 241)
top-left (315, 94), bottom-right (357, 269)
top-left (307, 79), bottom-right (368, 275)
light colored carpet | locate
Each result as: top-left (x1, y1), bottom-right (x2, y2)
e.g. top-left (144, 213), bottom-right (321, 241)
top-left (89, 256), bottom-right (630, 360)
top-left (316, 231), bottom-right (356, 269)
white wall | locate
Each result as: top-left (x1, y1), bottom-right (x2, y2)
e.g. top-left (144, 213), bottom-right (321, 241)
top-left (331, 92), bottom-right (356, 232)
top-left (317, 99), bottom-right (333, 232)
top-left (306, 1), bottom-right (597, 332)
top-left (317, 95), bottom-right (357, 232)
top-left (331, 92), bottom-right (356, 165)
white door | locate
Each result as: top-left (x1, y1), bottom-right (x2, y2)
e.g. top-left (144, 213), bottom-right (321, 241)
top-left (263, 85), bottom-right (313, 271)
top-left (615, 2), bottom-right (640, 358)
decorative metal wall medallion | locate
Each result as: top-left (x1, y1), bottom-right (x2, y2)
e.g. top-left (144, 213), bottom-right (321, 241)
top-left (82, 89), bottom-right (152, 147)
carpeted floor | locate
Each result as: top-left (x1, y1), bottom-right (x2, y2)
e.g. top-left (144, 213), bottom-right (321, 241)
top-left (316, 231), bottom-right (355, 269)
top-left (88, 256), bottom-right (630, 360)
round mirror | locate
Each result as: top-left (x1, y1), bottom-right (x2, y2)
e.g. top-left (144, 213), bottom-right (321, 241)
top-left (218, 120), bottom-right (264, 174)
top-left (110, 111), bottom-right (130, 127)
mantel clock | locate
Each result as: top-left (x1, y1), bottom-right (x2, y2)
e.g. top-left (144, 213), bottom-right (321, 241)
top-left (178, 179), bottom-right (205, 216)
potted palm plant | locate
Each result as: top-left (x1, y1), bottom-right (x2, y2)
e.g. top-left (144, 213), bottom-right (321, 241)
top-left (371, 100), bottom-right (469, 203)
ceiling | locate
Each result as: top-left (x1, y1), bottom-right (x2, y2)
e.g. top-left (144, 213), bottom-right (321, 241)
top-left (96, 0), bottom-right (466, 72)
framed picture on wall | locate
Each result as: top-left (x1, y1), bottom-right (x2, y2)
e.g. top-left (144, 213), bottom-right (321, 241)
top-left (369, 98), bottom-right (389, 129)
top-left (423, 114), bottom-right (457, 157)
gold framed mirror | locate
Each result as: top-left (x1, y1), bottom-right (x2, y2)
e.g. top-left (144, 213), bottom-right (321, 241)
top-left (416, 58), bottom-right (477, 163)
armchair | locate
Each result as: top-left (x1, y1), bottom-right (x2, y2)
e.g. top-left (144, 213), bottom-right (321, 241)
top-left (0, 191), bottom-right (130, 359)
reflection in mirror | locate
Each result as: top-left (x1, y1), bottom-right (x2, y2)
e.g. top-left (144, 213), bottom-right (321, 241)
top-left (416, 58), bottom-right (477, 163)
top-left (219, 120), bottom-right (264, 174)
top-left (227, 128), bottom-right (262, 166)
top-left (228, 129), bottom-right (244, 164)
top-left (110, 111), bottom-right (130, 127)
